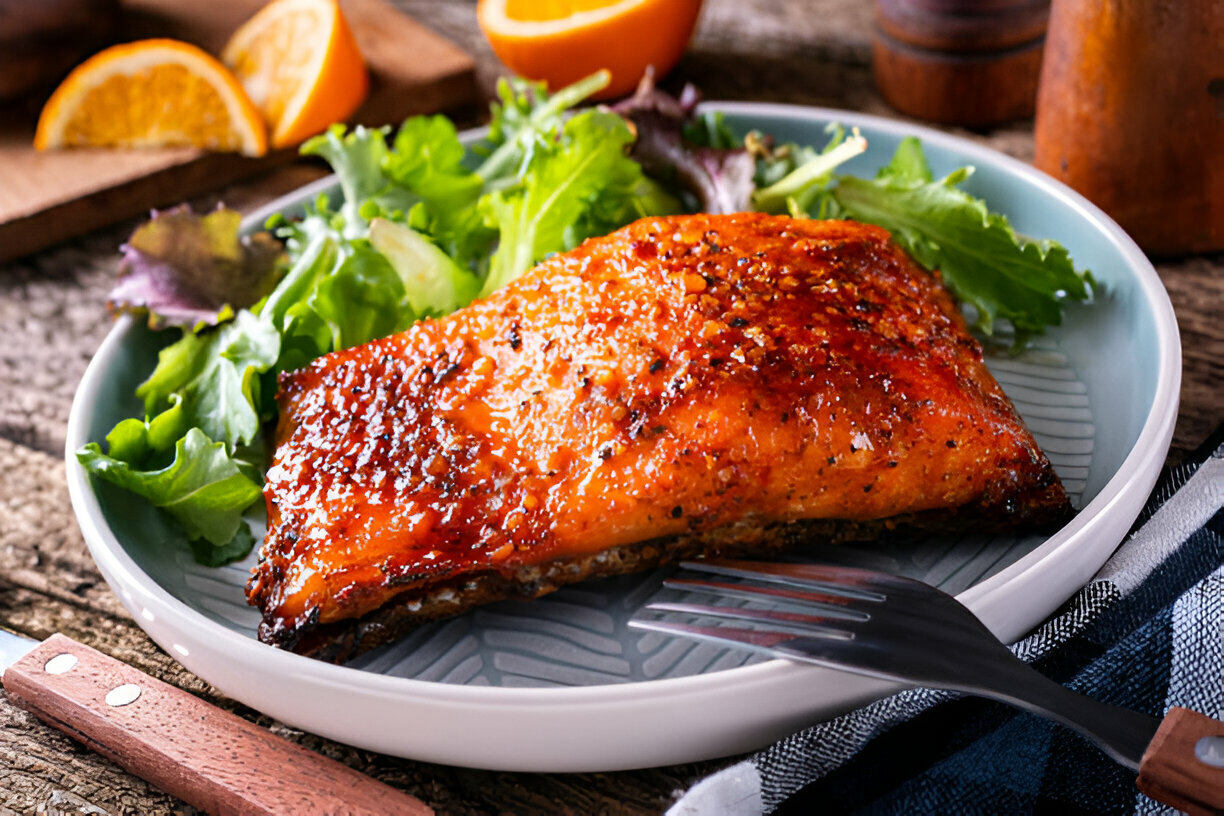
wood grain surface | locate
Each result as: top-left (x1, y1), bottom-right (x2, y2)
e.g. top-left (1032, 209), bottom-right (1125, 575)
top-left (0, 1), bottom-right (1221, 813)
top-left (0, 0), bottom-right (476, 264)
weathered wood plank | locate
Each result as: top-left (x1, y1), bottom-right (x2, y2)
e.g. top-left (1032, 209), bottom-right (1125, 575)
top-left (0, 441), bottom-right (127, 618)
top-left (0, 699), bottom-right (189, 815)
top-left (1158, 254), bottom-right (1224, 457)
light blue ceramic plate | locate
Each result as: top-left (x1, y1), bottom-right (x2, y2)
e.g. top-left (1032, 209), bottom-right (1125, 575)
top-left (65, 103), bottom-right (1180, 772)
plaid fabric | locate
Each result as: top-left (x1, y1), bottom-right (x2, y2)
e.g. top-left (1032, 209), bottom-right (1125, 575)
top-left (670, 428), bottom-right (1224, 815)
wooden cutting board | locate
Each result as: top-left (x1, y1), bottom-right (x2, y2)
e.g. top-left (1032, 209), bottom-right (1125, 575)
top-left (0, 0), bottom-right (476, 263)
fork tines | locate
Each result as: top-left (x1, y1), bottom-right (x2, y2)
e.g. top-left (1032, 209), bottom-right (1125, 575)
top-left (675, 558), bottom-right (893, 599)
top-left (627, 558), bottom-right (891, 652)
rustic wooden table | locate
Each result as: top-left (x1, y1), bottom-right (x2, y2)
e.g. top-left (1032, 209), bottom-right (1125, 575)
top-left (1, 1), bottom-right (1220, 813)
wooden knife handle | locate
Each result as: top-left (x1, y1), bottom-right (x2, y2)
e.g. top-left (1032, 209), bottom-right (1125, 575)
top-left (1137, 706), bottom-right (1224, 815)
top-left (4, 633), bottom-right (432, 816)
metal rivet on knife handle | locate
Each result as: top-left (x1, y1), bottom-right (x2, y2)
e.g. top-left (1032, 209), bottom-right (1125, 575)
top-left (43, 653), bottom-right (77, 675)
top-left (1197, 736), bottom-right (1224, 768)
top-left (105, 683), bottom-right (141, 707)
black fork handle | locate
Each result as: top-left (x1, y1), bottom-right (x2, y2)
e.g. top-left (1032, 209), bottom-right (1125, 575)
top-left (945, 651), bottom-right (1160, 770)
top-left (970, 656), bottom-right (1224, 813)
top-left (777, 636), bottom-right (1159, 770)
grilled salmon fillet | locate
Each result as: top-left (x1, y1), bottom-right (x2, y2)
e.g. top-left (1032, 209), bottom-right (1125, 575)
top-left (249, 213), bottom-right (1070, 659)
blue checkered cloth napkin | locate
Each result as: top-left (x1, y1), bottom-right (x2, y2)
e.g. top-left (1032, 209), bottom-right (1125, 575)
top-left (670, 428), bottom-right (1224, 815)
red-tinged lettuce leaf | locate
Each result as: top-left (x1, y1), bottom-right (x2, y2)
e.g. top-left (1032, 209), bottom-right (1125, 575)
top-left (111, 205), bottom-right (285, 330)
top-left (613, 74), bottom-right (756, 215)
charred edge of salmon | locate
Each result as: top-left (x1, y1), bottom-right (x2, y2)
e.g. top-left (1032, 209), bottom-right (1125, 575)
top-left (267, 495), bottom-right (1071, 664)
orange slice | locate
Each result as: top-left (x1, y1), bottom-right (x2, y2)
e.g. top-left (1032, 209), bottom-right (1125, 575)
top-left (222, 0), bottom-right (369, 150)
top-left (477, 0), bottom-right (704, 99)
top-left (33, 39), bottom-right (268, 157)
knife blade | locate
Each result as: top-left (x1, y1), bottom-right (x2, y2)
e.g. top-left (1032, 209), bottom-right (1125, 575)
top-left (0, 629), bottom-right (433, 815)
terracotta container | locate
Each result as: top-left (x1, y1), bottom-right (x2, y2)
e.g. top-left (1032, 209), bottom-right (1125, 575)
top-left (1034, 0), bottom-right (1224, 255)
top-left (873, 0), bottom-right (1050, 127)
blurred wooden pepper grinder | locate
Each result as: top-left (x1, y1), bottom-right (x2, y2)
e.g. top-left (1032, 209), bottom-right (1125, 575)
top-left (1034, 0), bottom-right (1224, 255)
top-left (873, 0), bottom-right (1051, 127)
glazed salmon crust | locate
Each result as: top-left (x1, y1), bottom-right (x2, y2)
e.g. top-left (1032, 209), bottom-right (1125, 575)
top-left (249, 213), bottom-right (1071, 659)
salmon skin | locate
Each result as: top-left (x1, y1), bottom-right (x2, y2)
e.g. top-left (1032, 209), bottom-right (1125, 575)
top-left (249, 214), bottom-right (1070, 659)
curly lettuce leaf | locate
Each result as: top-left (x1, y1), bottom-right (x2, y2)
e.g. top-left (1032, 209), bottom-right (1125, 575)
top-left (298, 125), bottom-right (420, 239)
top-left (264, 220), bottom-right (429, 362)
top-left (384, 114), bottom-right (492, 269)
top-left (478, 109), bottom-right (670, 296)
top-left (385, 73), bottom-right (615, 275)
top-left (101, 394), bottom-right (188, 464)
top-left (306, 238), bottom-right (420, 350)
top-left (191, 523), bottom-right (257, 567)
top-left (136, 309), bottom-right (280, 449)
top-left (832, 137), bottom-right (1094, 342)
top-left (78, 427), bottom-right (262, 558)
top-left (110, 205), bottom-right (284, 330)
top-left (477, 71), bottom-right (612, 182)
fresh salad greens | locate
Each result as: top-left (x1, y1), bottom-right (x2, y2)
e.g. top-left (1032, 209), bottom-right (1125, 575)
top-left (110, 205), bottom-right (283, 330)
top-left (827, 138), bottom-right (1090, 340)
top-left (79, 71), bottom-right (1094, 565)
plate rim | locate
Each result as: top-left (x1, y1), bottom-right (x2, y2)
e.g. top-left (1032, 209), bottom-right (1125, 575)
top-left (64, 100), bottom-right (1180, 770)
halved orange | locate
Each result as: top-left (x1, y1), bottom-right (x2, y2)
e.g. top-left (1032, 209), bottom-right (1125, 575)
top-left (33, 39), bottom-right (268, 156)
top-left (477, 0), bottom-right (704, 99)
top-left (222, 0), bottom-right (369, 150)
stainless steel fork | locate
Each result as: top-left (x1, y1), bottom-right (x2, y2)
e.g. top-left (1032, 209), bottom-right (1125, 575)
top-left (629, 558), bottom-right (1224, 814)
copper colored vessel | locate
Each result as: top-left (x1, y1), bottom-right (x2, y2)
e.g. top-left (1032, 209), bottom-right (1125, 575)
top-left (873, 0), bottom-right (1051, 127)
top-left (1034, 0), bottom-right (1224, 255)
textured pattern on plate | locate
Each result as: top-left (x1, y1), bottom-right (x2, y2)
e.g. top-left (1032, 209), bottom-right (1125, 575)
top-left (175, 342), bottom-right (1093, 687)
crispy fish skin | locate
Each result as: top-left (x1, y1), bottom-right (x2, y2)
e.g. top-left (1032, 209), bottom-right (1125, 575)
top-left (249, 214), bottom-right (1070, 656)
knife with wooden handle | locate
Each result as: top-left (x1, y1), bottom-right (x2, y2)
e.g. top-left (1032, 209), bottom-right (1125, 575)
top-left (0, 630), bottom-right (433, 815)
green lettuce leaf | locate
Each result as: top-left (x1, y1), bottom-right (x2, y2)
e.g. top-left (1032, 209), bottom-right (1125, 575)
top-left (136, 309), bottom-right (280, 450)
top-left (78, 427), bottom-right (262, 557)
top-left (381, 115), bottom-right (493, 276)
top-left (479, 109), bottom-right (661, 296)
top-left (477, 71), bottom-right (612, 182)
top-left (306, 238), bottom-right (417, 350)
top-left (751, 125), bottom-right (868, 215)
top-left (191, 523), bottom-right (257, 567)
top-left (368, 218), bottom-right (479, 316)
top-left (100, 394), bottom-right (188, 465)
top-left (830, 137), bottom-right (1094, 343)
top-left (298, 125), bottom-right (421, 239)
top-left (262, 224), bottom-right (420, 366)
